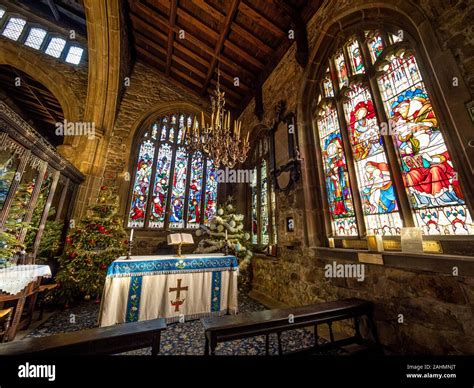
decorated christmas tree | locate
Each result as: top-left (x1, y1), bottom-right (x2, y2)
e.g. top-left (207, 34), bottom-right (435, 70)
top-left (194, 196), bottom-right (253, 290)
top-left (56, 186), bottom-right (128, 303)
top-left (0, 183), bottom-right (33, 267)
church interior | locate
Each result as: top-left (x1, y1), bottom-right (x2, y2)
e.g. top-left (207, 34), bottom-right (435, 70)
top-left (0, 0), bottom-right (473, 365)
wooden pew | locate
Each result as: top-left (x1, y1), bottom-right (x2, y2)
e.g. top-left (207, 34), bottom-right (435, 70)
top-left (0, 318), bottom-right (167, 356)
top-left (201, 298), bottom-right (380, 355)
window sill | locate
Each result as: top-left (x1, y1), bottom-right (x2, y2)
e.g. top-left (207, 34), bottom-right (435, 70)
top-left (316, 247), bottom-right (474, 276)
top-left (253, 252), bottom-right (279, 262)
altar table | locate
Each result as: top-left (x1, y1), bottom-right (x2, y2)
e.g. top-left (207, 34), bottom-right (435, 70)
top-left (98, 254), bottom-right (239, 326)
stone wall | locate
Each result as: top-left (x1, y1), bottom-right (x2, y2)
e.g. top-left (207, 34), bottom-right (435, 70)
top-left (238, 0), bottom-right (474, 354)
top-left (252, 252), bottom-right (474, 354)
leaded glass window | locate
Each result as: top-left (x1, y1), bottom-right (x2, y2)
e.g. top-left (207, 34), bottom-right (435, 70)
top-left (2, 17), bottom-right (26, 41)
top-left (314, 29), bottom-right (473, 237)
top-left (24, 27), bottom-right (47, 50)
top-left (128, 113), bottom-right (218, 230)
top-left (250, 136), bottom-right (278, 246)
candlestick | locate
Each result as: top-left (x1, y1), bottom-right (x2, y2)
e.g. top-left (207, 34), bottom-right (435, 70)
top-left (125, 229), bottom-right (134, 260)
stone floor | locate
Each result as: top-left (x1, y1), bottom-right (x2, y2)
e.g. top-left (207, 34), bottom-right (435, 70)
top-left (25, 294), bottom-right (336, 355)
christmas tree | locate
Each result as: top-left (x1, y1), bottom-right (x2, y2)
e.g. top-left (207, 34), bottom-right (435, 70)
top-left (24, 184), bottom-right (63, 264)
top-left (0, 183), bottom-right (33, 267)
top-left (56, 186), bottom-right (128, 303)
top-left (194, 197), bottom-right (253, 290)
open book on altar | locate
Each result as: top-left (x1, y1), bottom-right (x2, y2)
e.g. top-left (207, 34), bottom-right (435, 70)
top-left (167, 233), bottom-right (194, 257)
top-left (167, 233), bottom-right (194, 245)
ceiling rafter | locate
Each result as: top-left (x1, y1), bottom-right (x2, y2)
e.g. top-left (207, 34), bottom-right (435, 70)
top-left (165, 0), bottom-right (178, 76)
top-left (239, 2), bottom-right (286, 38)
top-left (11, 69), bottom-right (60, 124)
top-left (128, 0), bottom-right (321, 115)
top-left (133, 25), bottom-right (251, 95)
top-left (200, 0), bottom-right (240, 95)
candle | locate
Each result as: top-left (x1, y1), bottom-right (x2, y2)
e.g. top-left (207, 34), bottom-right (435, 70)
top-left (130, 228), bottom-right (134, 242)
top-left (225, 229), bottom-right (228, 240)
top-left (201, 111), bottom-right (205, 128)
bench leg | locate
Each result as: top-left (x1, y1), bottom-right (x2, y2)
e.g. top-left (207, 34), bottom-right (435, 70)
top-left (204, 335), bottom-right (209, 356)
top-left (314, 325), bottom-right (319, 348)
top-left (328, 322), bottom-right (335, 343)
top-left (366, 311), bottom-right (381, 347)
top-left (354, 317), bottom-right (362, 341)
top-left (151, 331), bottom-right (161, 356)
top-left (277, 332), bottom-right (283, 355)
top-left (210, 336), bottom-right (217, 356)
top-left (265, 334), bottom-right (269, 355)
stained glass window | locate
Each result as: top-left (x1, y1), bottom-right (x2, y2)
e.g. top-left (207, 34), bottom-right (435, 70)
top-left (316, 103), bottom-right (358, 236)
top-left (128, 140), bottom-right (155, 228)
top-left (315, 29), bottom-right (473, 238)
top-left (128, 112), bottom-right (218, 229)
top-left (204, 159), bottom-right (217, 224)
top-left (347, 39), bottom-right (365, 74)
top-left (367, 32), bottom-right (384, 63)
top-left (187, 152), bottom-right (204, 228)
top-left (343, 84), bottom-right (402, 235)
top-left (260, 160), bottom-right (269, 244)
top-left (250, 137), bottom-right (278, 246)
top-left (335, 51), bottom-right (349, 89)
top-left (251, 167), bottom-right (258, 244)
top-left (323, 68), bottom-right (335, 97)
top-left (148, 143), bottom-right (172, 229)
top-left (378, 51), bottom-right (473, 235)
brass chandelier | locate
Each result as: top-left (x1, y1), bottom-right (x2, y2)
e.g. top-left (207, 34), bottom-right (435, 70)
top-left (185, 67), bottom-right (250, 168)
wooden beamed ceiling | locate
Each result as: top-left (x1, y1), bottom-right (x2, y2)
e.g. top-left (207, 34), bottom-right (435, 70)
top-left (0, 65), bottom-right (65, 146)
top-left (128, 0), bottom-right (322, 114)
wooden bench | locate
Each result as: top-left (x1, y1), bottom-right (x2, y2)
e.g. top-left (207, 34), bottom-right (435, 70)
top-left (0, 318), bottom-right (167, 355)
top-left (201, 298), bottom-right (380, 355)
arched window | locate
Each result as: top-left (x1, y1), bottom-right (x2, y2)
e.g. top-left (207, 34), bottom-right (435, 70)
top-left (127, 112), bottom-right (218, 230)
top-left (315, 30), bottom-right (473, 237)
top-left (249, 135), bottom-right (277, 247)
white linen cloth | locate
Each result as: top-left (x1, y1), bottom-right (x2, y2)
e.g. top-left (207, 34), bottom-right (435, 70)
top-left (0, 264), bottom-right (51, 295)
top-left (99, 254), bottom-right (238, 326)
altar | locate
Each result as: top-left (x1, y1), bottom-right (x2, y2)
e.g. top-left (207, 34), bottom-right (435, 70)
top-left (98, 254), bottom-right (239, 326)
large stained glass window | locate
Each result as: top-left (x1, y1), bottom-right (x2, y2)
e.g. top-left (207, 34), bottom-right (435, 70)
top-left (128, 113), bottom-right (218, 229)
top-left (314, 31), bottom-right (473, 237)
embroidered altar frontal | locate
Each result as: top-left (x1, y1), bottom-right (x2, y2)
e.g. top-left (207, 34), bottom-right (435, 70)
top-left (98, 254), bottom-right (239, 326)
